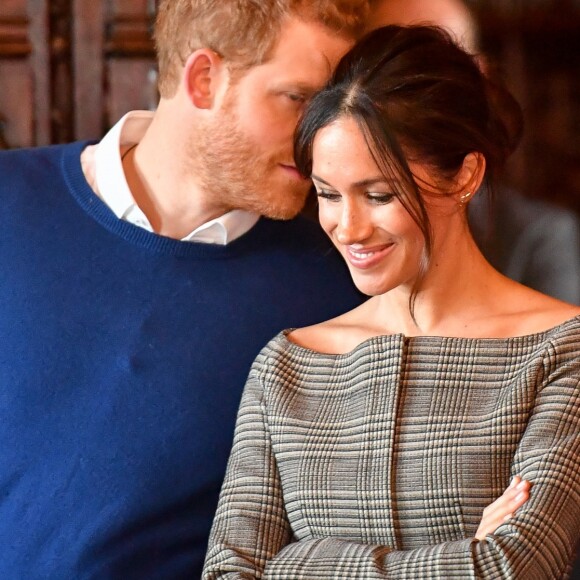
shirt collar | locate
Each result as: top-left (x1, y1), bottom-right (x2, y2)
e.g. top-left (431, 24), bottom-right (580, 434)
top-left (93, 110), bottom-right (259, 244)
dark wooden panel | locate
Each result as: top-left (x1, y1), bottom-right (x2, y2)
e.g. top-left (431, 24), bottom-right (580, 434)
top-left (106, 58), bottom-right (158, 127)
top-left (28, 0), bottom-right (51, 144)
top-left (0, 15), bottom-right (30, 57)
top-left (106, 0), bottom-right (156, 57)
top-left (72, 0), bottom-right (104, 140)
top-left (475, 0), bottom-right (580, 213)
top-left (0, 0), bottom-right (29, 18)
top-left (0, 0), bottom-right (65, 147)
top-left (72, 0), bottom-right (156, 140)
top-left (103, 1), bottom-right (157, 130)
top-left (0, 60), bottom-right (34, 147)
top-left (0, 0), bottom-right (34, 147)
top-left (49, 0), bottom-right (74, 143)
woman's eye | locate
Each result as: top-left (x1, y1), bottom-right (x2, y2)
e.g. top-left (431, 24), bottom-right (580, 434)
top-left (316, 190), bottom-right (341, 202)
top-left (367, 193), bottom-right (395, 204)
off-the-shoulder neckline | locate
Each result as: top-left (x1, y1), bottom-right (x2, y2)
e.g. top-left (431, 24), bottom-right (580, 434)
top-left (278, 314), bottom-right (580, 359)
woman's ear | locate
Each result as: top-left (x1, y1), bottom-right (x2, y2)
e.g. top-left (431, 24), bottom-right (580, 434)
top-left (456, 152), bottom-right (486, 203)
top-left (182, 49), bottom-right (228, 110)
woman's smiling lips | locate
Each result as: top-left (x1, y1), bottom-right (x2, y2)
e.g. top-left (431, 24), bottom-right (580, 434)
top-left (344, 243), bottom-right (395, 269)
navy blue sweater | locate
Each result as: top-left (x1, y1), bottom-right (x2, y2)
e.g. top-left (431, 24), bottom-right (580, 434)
top-left (0, 142), bottom-right (362, 579)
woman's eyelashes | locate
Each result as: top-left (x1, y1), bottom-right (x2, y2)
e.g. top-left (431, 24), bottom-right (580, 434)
top-left (315, 189), bottom-right (396, 205)
top-left (366, 192), bottom-right (395, 204)
top-left (316, 189), bottom-right (341, 202)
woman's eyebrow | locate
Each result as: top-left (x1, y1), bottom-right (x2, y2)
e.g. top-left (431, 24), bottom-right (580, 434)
top-left (310, 174), bottom-right (333, 186)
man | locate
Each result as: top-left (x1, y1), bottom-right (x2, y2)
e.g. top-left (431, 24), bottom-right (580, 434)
top-left (0, 1), bottom-right (368, 577)
top-left (367, 0), bottom-right (580, 304)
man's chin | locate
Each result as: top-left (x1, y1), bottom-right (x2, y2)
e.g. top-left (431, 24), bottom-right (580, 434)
top-left (259, 198), bottom-right (308, 221)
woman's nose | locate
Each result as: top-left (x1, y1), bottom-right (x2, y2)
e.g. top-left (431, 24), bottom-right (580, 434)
top-left (335, 205), bottom-right (372, 245)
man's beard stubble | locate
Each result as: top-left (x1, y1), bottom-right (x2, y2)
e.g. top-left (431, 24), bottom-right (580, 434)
top-left (188, 105), bottom-right (310, 220)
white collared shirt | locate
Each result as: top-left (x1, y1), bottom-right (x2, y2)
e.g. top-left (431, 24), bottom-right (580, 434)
top-left (83, 111), bottom-right (259, 244)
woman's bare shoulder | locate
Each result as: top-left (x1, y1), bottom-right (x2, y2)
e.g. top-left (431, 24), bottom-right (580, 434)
top-left (288, 302), bottom-right (382, 355)
top-left (486, 283), bottom-right (580, 337)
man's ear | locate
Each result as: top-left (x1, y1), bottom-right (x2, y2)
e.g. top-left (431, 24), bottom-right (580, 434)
top-left (182, 49), bottom-right (227, 110)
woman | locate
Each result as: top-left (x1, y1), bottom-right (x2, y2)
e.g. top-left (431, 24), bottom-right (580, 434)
top-left (203, 26), bottom-right (580, 578)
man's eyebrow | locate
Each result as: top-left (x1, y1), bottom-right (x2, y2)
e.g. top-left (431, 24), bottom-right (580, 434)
top-left (275, 82), bottom-right (321, 95)
top-left (311, 174), bottom-right (393, 188)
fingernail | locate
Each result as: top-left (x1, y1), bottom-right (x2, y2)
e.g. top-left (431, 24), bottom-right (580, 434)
top-left (509, 477), bottom-right (517, 488)
top-left (516, 481), bottom-right (527, 490)
top-left (503, 513), bottom-right (513, 521)
top-left (515, 491), bottom-right (526, 502)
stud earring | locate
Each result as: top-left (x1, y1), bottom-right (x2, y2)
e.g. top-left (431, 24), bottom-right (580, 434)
top-left (460, 191), bottom-right (472, 204)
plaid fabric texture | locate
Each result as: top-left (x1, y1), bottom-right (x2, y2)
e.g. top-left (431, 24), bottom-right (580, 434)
top-left (203, 316), bottom-right (580, 579)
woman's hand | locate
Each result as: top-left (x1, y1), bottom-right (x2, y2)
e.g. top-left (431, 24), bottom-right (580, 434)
top-left (475, 476), bottom-right (530, 540)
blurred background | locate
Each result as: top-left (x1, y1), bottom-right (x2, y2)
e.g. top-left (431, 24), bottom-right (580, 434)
top-left (1, 0), bottom-right (579, 218)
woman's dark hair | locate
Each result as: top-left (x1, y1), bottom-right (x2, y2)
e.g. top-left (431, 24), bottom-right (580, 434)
top-left (295, 24), bottom-right (523, 317)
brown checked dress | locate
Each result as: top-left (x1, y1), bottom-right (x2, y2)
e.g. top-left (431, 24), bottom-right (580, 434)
top-left (203, 315), bottom-right (580, 579)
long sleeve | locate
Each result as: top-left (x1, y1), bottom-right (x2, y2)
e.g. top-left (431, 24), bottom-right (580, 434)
top-left (203, 333), bottom-right (580, 579)
top-left (203, 366), bottom-right (293, 579)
